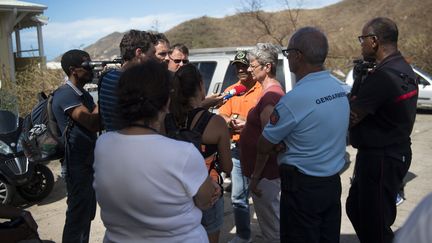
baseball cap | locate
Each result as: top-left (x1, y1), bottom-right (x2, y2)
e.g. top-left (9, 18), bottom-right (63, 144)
top-left (231, 50), bottom-right (248, 66)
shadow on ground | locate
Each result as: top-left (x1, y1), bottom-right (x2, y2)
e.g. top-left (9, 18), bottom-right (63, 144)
top-left (341, 234), bottom-right (360, 243)
top-left (417, 109), bottom-right (432, 114)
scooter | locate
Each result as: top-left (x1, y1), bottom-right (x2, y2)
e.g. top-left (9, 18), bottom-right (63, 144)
top-left (0, 90), bottom-right (54, 204)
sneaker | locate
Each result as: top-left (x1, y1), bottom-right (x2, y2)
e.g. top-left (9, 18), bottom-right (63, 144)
top-left (225, 182), bottom-right (232, 193)
top-left (396, 193), bottom-right (404, 206)
top-left (228, 235), bottom-right (252, 243)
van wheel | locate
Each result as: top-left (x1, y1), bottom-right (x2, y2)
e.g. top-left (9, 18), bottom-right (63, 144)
top-left (17, 164), bottom-right (54, 202)
top-left (0, 178), bottom-right (15, 204)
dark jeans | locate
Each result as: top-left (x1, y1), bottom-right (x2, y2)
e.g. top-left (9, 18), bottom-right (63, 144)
top-left (280, 164), bottom-right (341, 243)
top-left (62, 139), bottom-right (96, 243)
top-left (346, 147), bottom-right (411, 243)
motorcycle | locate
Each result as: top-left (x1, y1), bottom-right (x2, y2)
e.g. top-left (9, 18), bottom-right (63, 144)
top-left (0, 88), bottom-right (54, 204)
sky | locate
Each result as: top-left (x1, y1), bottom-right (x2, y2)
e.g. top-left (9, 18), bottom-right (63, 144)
top-left (17, 0), bottom-right (341, 61)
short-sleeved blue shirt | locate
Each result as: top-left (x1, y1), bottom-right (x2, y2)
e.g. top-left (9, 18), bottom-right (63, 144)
top-left (52, 81), bottom-right (97, 148)
top-left (262, 71), bottom-right (350, 177)
top-left (99, 69), bottom-right (125, 131)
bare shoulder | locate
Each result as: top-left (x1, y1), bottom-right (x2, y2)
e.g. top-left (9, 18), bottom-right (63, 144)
top-left (202, 113), bottom-right (228, 144)
top-left (208, 113), bottom-right (227, 128)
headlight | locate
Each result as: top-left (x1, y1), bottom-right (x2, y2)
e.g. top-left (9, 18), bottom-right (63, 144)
top-left (0, 140), bottom-right (13, 154)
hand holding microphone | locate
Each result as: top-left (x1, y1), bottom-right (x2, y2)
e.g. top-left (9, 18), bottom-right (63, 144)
top-left (223, 84), bottom-right (247, 100)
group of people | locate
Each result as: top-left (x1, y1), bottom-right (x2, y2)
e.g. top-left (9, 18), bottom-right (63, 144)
top-left (41, 16), bottom-right (420, 243)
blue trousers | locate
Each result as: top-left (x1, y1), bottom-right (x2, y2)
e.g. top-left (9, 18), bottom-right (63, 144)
top-left (230, 145), bottom-right (251, 240)
top-left (62, 139), bottom-right (96, 243)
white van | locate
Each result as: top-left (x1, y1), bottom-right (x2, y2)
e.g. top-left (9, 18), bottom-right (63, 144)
top-left (89, 47), bottom-right (294, 102)
top-left (189, 47), bottom-right (295, 95)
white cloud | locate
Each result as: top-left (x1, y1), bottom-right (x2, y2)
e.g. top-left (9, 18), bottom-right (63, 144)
top-left (44, 13), bottom-right (193, 42)
top-left (18, 13), bottom-right (196, 60)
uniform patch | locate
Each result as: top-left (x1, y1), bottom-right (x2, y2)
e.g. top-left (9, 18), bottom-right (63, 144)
top-left (270, 109), bottom-right (280, 125)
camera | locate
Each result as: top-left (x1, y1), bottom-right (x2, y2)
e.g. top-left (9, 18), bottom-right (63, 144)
top-left (81, 57), bottom-right (123, 84)
top-left (353, 59), bottom-right (376, 82)
top-left (350, 59), bottom-right (376, 97)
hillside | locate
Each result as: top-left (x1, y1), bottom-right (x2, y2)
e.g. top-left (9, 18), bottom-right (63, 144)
top-left (81, 0), bottom-right (432, 73)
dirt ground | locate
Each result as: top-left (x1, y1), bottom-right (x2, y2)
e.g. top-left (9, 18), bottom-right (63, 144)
top-left (9, 111), bottom-right (432, 243)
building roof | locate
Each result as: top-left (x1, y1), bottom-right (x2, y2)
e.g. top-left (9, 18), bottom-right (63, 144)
top-left (0, 0), bottom-right (47, 29)
top-left (0, 0), bottom-right (47, 11)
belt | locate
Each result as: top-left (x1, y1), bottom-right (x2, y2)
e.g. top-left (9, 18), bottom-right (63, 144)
top-left (279, 164), bottom-right (339, 192)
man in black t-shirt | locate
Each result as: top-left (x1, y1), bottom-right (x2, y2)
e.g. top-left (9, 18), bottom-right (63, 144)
top-left (346, 17), bottom-right (418, 243)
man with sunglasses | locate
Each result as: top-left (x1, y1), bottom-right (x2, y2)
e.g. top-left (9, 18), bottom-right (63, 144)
top-left (165, 43), bottom-right (189, 72)
top-left (346, 17), bottom-right (418, 243)
top-left (99, 30), bottom-right (156, 131)
top-left (52, 49), bottom-right (100, 243)
top-left (219, 50), bottom-right (262, 243)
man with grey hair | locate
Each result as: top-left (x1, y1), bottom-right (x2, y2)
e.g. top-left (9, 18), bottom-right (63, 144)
top-left (251, 27), bottom-right (349, 242)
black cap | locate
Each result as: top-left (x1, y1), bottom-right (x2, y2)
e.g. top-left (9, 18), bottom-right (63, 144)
top-left (232, 50), bottom-right (248, 66)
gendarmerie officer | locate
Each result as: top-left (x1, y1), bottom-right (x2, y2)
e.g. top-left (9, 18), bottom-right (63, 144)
top-left (250, 27), bottom-right (350, 243)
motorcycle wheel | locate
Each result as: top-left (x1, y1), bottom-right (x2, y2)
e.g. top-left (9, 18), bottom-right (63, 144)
top-left (17, 164), bottom-right (54, 202)
top-left (0, 178), bottom-right (15, 204)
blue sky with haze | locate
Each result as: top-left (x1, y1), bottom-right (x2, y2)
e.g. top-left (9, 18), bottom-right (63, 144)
top-left (19, 0), bottom-right (340, 60)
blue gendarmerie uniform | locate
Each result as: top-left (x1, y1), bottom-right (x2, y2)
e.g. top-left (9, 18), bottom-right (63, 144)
top-left (262, 70), bottom-right (350, 243)
top-left (263, 70), bottom-right (349, 176)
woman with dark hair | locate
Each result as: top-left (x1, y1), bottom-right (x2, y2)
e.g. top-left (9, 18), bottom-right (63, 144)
top-left (166, 64), bottom-right (232, 243)
top-left (93, 61), bottom-right (220, 242)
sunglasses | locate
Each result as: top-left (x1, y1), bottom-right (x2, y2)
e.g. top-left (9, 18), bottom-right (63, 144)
top-left (282, 48), bottom-right (302, 57)
top-left (172, 59), bottom-right (189, 64)
top-left (358, 34), bottom-right (377, 43)
top-left (168, 55), bottom-right (189, 64)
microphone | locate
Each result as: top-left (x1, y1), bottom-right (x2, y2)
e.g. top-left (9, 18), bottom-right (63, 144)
top-left (223, 85), bottom-right (247, 100)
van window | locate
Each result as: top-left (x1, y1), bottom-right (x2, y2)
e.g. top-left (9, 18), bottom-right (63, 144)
top-left (276, 59), bottom-right (286, 92)
top-left (191, 61), bottom-right (217, 93)
top-left (221, 64), bottom-right (238, 91)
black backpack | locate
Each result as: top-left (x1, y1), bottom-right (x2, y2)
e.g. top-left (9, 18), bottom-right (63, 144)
top-left (164, 108), bottom-right (214, 150)
top-left (166, 108), bottom-right (225, 191)
top-left (19, 91), bottom-right (64, 162)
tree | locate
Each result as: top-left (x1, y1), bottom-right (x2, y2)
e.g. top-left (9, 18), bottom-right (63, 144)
top-left (237, 0), bottom-right (303, 46)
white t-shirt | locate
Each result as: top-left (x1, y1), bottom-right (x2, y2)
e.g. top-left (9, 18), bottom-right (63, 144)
top-left (394, 192), bottom-right (432, 243)
top-left (93, 132), bottom-right (209, 243)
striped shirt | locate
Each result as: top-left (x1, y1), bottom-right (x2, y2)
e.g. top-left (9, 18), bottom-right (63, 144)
top-left (99, 69), bottom-right (125, 131)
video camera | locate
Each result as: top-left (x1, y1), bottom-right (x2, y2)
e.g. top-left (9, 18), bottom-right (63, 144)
top-left (81, 58), bottom-right (123, 84)
top-left (352, 59), bottom-right (376, 82)
top-left (350, 59), bottom-right (376, 97)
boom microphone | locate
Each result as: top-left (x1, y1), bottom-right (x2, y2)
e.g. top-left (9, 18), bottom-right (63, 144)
top-left (223, 85), bottom-right (247, 100)
top-left (81, 59), bottom-right (123, 69)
